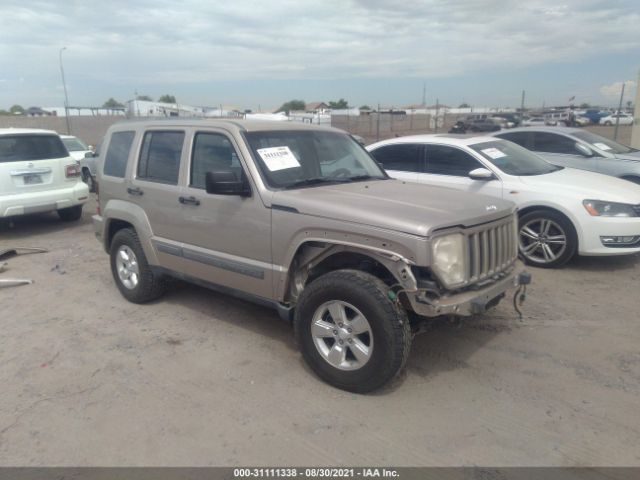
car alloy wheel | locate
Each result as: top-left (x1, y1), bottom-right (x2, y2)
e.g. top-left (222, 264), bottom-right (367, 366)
top-left (311, 300), bottom-right (373, 371)
top-left (519, 218), bottom-right (567, 264)
top-left (115, 245), bottom-right (140, 289)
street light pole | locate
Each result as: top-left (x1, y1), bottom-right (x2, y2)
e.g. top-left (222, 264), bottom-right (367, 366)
top-left (59, 47), bottom-right (71, 134)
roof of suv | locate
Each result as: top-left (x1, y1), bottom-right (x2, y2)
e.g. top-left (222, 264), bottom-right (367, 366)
top-left (0, 128), bottom-right (59, 136)
top-left (108, 118), bottom-right (342, 134)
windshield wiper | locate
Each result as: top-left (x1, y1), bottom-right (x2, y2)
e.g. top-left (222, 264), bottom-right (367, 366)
top-left (343, 174), bottom-right (385, 182)
top-left (284, 177), bottom-right (347, 189)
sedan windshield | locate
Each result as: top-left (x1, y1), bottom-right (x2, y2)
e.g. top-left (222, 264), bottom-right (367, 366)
top-left (245, 130), bottom-right (387, 189)
top-left (572, 131), bottom-right (637, 155)
top-left (470, 140), bottom-right (561, 176)
top-left (62, 137), bottom-right (88, 152)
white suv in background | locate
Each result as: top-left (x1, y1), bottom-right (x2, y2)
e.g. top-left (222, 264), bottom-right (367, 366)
top-left (0, 128), bottom-right (89, 221)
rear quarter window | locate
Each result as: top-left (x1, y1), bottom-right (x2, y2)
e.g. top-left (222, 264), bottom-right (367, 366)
top-left (103, 131), bottom-right (135, 178)
top-left (0, 135), bottom-right (68, 162)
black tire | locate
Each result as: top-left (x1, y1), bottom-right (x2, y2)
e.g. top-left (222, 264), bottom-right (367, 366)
top-left (57, 205), bottom-right (83, 222)
top-left (82, 169), bottom-right (96, 192)
top-left (604, 121), bottom-right (612, 126)
top-left (294, 269), bottom-right (411, 393)
top-left (109, 228), bottom-right (166, 303)
top-left (518, 210), bottom-right (577, 268)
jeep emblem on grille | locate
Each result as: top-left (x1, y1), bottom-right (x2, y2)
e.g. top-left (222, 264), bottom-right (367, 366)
top-left (486, 205), bottom-right (497, 211)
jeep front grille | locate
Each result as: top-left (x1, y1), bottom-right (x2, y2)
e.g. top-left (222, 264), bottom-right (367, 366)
top-left (467, 217), bottom-right (518, 283)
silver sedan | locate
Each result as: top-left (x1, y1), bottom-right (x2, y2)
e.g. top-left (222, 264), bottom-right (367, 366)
top-left (491, 126), bottom-right (640, 184)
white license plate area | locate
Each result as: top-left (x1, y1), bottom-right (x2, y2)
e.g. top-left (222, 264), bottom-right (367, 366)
top-left (23, 174), bottom-right (43, 185)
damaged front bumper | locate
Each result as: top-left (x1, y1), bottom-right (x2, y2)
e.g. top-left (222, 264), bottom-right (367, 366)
top-left (406, 266), bottom-right (530, 317)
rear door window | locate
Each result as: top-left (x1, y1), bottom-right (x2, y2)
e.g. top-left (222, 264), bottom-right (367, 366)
top-left (370, 144), bottom-right (423, 172)
top-left (496, 131), bottom-right (532, 149)
top-left (0, 135), bottom-right (68, 163)
top-left (137, 131), bottom-right (185, 184)
top-left (103, 131), bottom-right (135, 178)
top-left (531, 132), bottom-right (577, 154)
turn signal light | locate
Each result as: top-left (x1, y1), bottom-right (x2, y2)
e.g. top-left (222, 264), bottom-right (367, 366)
top-left (65, 164), bottom-right (81, 178)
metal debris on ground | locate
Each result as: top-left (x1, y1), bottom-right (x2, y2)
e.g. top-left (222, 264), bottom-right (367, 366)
top-left (0, 247), bottom-right (47, 288)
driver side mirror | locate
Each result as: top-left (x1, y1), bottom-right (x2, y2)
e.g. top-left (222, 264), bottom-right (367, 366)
top-left (575, 143), bottom-right (593, 157)
top-left (205, 171), bottom-right (251, 196)
top-left (84, 151), bottom-right (96, 158)
top-left (468, 168), bottom-right (495, 181)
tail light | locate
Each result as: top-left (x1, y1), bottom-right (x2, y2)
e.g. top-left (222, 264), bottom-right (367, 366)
top-left (65, 163), bottom-right (81, 178)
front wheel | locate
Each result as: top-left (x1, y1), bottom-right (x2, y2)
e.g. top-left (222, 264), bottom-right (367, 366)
top-left (294, 269), bottom-right (411, 393)
top-left (604, 121), bottom-right (612, 126)
top-left (519, 210), bottom-right (577, 268)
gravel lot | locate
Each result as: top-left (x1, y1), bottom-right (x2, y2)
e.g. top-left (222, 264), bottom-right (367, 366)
top-left (1, 196), bottom-right (639, 466)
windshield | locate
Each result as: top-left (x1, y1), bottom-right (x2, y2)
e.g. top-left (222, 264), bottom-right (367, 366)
top-left (0, 134), bottom-right (69, 162)
top-left (471, 140), bottom-right (561, 176)
top-left (572, 131), bottom-right (637, 155)
top-left (62, 137), bottom-right (88, 151)
top-left (245, 130), bottom-right (387, 189)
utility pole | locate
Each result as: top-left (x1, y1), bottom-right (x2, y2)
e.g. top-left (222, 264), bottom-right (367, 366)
top-left (376, 102), bottom-right (381, 142)
top-left (520, 90), bottom-right (526, 124)
top-left (434, 98), bottom-right (439, 133)
top-left (422, 82), bottom-right (426, 107)
top-left (59, 47), bottom-right (71, 134)
top-left (631, 70), bottom-right (640, 149)
top-left (614, 82), bottom-right (626, 141)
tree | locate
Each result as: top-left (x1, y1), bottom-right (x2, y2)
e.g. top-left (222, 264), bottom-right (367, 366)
top-left (0, 109), bottom-right (10, 115)
top-left (627, 100), bottom-right (634, 109)
top-left (328, 98), bottom-right (348, 109)
top-left (9, 105), bottom-right (24, 114)
top-left (579, 102), bottom-right (591, 109)
top-left (158, 94), bottom-right (176, 104)
top-left (103, 98), bottom-right (124, 108)
top-left (136, 95), bottom-right (153, 101)
top-left (276, 99), bottom-right (306, 113)
top-left (359, 105), bottom-right (372, 110)
top-left (458, 103), bottom-right (470, 108)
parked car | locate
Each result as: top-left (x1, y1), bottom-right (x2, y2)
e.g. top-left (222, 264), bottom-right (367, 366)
top-left (521, 117), bottom-right (546, 127)
top-left (599, 113), bottom-right (634, 126)
top-left (0, 128), bottom-right (89, 221)
top-left (465, 118), bottom-right (501, 132)
top-left (544, 111), bottom-right (570, 126)
top-left (492, 127), bottom-right (640, 184)
top-left (60, 134), bottom-right (97, 191)
top-left (491, 113), bottom-right (519, 127)
top-left (94, 120), bottom-right (528, 392)
top-left (367, 135), bottom-right (640, 268)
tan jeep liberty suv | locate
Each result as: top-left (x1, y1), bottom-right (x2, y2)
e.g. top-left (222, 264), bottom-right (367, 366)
top-left (93, 119), bottom-right (528, 392)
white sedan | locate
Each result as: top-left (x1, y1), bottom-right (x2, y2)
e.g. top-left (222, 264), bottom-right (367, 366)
top-left (599, 113), bottom-right (634, 126)
top-left (367, 135), bottom-right (640, 268)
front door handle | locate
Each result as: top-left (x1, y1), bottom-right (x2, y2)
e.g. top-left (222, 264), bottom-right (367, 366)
top-left (179, 196), bottom-right (200, 206)
top-left (127, 187), bottom-right (144, 196)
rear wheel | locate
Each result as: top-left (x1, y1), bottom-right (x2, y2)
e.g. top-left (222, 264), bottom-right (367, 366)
top-left (604, 121), bottom-right (613, 126)
top-left (82, 169), bottom-right (96, 192)
top-left (57, 205), bottom-right (83, 222)
top-left (518, 210), bottom-right (577, 268)
top-left (294, 269), bottom-right (411, 393)
top-left (109, 228), bottom-right (166, 303)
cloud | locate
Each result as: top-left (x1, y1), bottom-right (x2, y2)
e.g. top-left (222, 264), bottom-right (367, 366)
top-left (600, 80), bottom-right (637, 99)
top-left (1, 0), bottom-right (639, 105)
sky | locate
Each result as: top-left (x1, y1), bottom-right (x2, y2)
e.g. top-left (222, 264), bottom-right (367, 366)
top-left (1, 0), bottom-right (639, 111)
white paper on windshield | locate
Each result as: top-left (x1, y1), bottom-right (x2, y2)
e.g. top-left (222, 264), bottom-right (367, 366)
top-left (593, 142), bottom-right (612, 151)
top-left (481, 147), bottom-right (507, 159)
top-left (257, 146), bottom-right (301, 171)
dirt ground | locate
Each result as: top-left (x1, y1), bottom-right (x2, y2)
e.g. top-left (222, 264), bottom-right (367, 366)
top-left (1, 196), bottom-right (639, 466)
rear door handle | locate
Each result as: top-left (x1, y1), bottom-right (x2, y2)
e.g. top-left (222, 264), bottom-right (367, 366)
top-left (127, 187), bottom-right (144, 196)
top-left (179, 196), bottom-right (200, 206)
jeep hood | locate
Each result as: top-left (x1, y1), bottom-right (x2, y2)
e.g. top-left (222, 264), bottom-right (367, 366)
top-left (271, 179), bottom-right (515, 237)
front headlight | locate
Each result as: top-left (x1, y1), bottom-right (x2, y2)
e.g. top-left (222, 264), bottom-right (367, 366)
top-left (583, 200), bottom-right (638, 217)
top-left (431, 233), bottom-right (466, 287)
